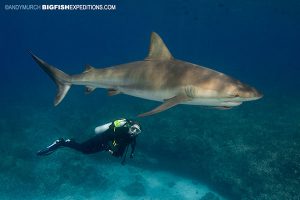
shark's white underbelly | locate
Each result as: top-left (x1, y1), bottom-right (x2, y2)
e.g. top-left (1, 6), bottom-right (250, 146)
top-left (119, 88), bottom-right (242, 107)
top-left (119, 88), bottom-right (173, 101)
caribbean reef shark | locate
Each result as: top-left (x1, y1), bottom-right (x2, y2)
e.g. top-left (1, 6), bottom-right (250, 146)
top-left (31, 32), bottom-right (262, 117)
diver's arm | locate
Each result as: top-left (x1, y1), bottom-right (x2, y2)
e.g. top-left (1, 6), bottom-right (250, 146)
top-left (112, 144), bottom-right (126, 157)
top-left (130, 138), bottom-right (136, 158)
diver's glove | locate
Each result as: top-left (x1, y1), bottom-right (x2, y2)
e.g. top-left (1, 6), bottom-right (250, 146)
top-left (108, 150), bottom-right (114, 155)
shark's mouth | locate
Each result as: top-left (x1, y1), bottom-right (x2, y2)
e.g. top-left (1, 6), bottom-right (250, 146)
top-left (224, 101), bottom-right (241, 103)
top-left (223, 101), bottom-right (242, 106)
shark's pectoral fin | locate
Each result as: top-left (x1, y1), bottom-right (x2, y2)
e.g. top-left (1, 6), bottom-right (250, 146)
top-left (138, 94), bottom-right (192, 117)
top-left (107, 89), bottom-right (121, 96)
top-left (85, 86), bottom-right (96, 94)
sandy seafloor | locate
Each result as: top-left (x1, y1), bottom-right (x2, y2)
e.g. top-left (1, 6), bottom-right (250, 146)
top-left (1, 0), bottom-right (300, 199)
top-left (1, 98), bottom-right (226, 200)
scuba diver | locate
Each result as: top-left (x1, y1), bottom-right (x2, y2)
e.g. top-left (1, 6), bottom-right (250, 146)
top-left (37, 119), bottom-right (141, 164)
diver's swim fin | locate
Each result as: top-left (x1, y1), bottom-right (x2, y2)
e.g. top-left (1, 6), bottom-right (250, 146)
top-left (37, 139), bottom-right (65, 156)
top-left (138, 94), bottom-right (192, 117)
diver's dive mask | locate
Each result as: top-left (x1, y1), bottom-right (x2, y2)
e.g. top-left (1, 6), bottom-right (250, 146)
top-left (128, 124), bottom-right (141, 137)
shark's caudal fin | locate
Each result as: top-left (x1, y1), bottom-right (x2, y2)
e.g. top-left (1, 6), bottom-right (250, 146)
top-left (30, 52), bottom-right (71, 106)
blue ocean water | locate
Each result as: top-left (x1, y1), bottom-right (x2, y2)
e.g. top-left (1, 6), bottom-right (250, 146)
top-left (1, 0), bottom-right (300, 199)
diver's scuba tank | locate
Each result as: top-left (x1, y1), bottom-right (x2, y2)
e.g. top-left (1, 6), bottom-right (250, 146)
top-left (94, 119), bottom-right (128, 134)
top-left (94, 122), bottom-right (112, 134)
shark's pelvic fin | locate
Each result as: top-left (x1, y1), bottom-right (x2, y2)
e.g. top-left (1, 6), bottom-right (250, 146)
top-left (85, 86), bottom-right (96, 94)
top-left (138, 94), bottom-right (192, 117)
top-left (145, 32), bottom-right (173, 61)
top-left (30, 52), bottom-right (71, 106)
top-left (107, 88), bottom-right (121, 96)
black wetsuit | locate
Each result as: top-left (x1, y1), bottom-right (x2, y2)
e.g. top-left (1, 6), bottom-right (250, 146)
top-left (63, 126), bottom-right (136, 158)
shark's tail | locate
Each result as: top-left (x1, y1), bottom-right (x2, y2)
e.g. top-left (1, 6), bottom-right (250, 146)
top-left (30, 52), bottom-right (72, 106)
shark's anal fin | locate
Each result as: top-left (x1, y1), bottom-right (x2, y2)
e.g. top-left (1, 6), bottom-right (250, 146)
top-left (85, 86), bottom-right (96, 94)
top-left (108, 89), bottom-right (121, 96)
top-left (145, 32), bottom-right (173, 61)
top-left (138, 94), bottom-right (192, 117)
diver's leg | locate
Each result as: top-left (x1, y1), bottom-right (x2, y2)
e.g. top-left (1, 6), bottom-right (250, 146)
top-left (37, 134), bottom-right (107, 156)
top-left (62, 134), bottom-right (107, 154)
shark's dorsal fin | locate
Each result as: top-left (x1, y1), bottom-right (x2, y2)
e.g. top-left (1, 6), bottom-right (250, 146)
top-left (84, 64), bottom-right (95, 73)
top-left (145, 32), bottom-right (173, 61)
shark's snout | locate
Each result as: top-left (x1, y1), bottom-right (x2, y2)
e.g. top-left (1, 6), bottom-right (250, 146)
top-left (254, 89), bottom-right (263, 99)
top-left (239, 86), bottom-right (263, 101)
